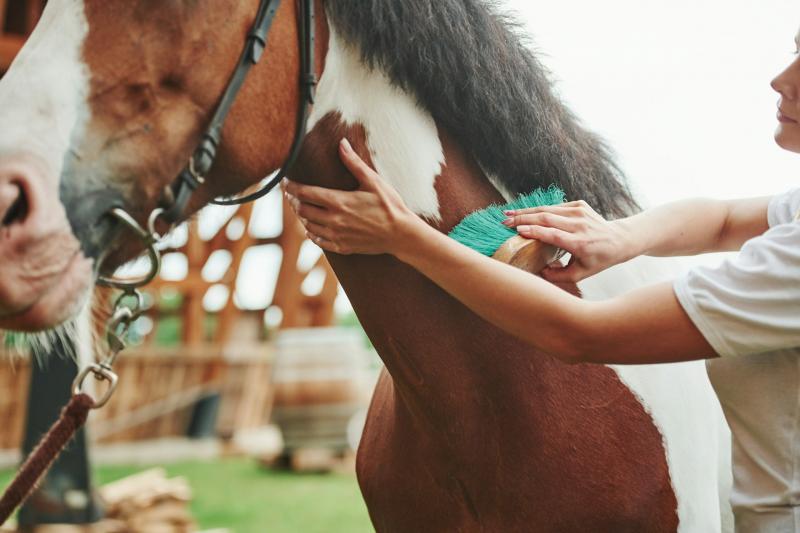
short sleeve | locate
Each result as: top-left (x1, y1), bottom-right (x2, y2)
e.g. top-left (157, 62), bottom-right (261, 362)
top-left (673, 219), bottom-right (800, 357)
top-left (768, 188), bottom-right (800, 227)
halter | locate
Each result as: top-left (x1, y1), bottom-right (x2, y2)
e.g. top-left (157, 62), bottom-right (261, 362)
top-left (98, 0), bottom-right (317, 290)
top-left (164, 0), bottom-right (317, 223)
top-left (0, 1), bottom-right (319, 522)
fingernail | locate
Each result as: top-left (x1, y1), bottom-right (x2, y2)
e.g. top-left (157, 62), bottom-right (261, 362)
top-left (517, 225), bottom-right (531, 233)
top-left (502, 218), bottom-right (513, 226)
top-left (504, 210), bottom-right (515, 216)
top-left (341, 138), bottom-right (353, 153)
top-left (281, 178), bottom-right (288, 186)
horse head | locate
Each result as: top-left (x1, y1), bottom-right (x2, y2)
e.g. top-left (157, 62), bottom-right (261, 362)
top-left (0, 0), bottom-right (323, 330)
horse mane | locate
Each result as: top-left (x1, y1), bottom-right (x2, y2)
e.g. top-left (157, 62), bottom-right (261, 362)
top-left (325, 0), bottom-right (639, 218)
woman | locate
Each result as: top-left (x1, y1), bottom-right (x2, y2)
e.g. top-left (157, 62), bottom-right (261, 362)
top-left (285, 34), bottom-right (800, 532)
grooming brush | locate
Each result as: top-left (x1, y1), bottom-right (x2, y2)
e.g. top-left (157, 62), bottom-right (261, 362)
top-left (448, 186), bottom-right (567, 273)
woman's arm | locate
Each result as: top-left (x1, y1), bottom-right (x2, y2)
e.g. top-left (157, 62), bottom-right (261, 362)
top-left (506, 195), bottom-right (770, 282)
top-left (394, 214), bottom-right (716, 364)
top-left (285, 139), bottom-right (717, 365)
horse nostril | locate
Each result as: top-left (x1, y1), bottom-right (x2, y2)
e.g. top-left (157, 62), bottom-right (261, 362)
top-left (1, 184), bottom-right (29, 227)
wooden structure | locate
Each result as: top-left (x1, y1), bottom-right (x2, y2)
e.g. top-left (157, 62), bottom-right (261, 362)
top-left (0, 348), bottom-right (274, 447)
top-left (145, 201), bottom-right (339, 347)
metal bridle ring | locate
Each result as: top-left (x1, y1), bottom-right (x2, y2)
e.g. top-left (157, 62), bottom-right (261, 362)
top-left (96, 208), bottom-right (162, 290)
top-left (72, 363), bottom-right (119, 409)
top-left (147, 208), bottom-right (170, 243)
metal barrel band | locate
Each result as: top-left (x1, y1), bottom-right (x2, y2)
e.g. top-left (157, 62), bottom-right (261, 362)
top-left (72, 364), bottom-right (119, 410)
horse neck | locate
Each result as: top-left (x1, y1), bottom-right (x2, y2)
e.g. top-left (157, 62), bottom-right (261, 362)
top-left (291, 24), bottom-right (568, 430)
top-left (300, 24), bottom-right (504, 231)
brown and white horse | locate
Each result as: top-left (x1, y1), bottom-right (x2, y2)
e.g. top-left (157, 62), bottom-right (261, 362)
top-left (0, 1), bottom-right (731, 531)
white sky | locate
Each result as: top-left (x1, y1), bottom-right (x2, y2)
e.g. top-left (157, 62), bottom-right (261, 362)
top-left (505, 0), bottom-right (800, 204)
top-left (159, 1), bottom-right (800, 315)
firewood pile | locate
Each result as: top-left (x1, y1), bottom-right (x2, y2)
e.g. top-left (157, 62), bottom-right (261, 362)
top-left (97, 469), bottom-right (196, 533)
top-left (0, 468), bottom-right (229, 533)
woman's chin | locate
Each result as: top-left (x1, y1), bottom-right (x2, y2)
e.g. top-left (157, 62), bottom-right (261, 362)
top-left (774, 126), bottom-right (800, 154)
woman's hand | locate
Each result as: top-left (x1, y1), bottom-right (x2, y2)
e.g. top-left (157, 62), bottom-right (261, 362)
top-left (284, 139), bottom-right (421, 256)
top-left (503, 201), bottom-right (638, 282)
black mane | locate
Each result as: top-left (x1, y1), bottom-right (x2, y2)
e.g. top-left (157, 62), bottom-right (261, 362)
top-left (326, 0), bottom-right (639, 218)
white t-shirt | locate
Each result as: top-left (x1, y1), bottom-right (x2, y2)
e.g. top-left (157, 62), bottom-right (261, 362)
top-left (674, 188), bottom-right (800, 533)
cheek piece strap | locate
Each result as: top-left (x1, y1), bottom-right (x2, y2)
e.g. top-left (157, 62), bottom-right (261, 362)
top-left (159, 0), bottom-right (317, 226)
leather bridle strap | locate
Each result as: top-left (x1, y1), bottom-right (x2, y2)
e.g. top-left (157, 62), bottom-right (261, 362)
top-left (160, 0), bottom-right (317, 224)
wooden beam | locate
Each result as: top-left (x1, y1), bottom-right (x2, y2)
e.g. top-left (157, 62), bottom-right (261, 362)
top-left (0, 34), bottom-right (24, 71)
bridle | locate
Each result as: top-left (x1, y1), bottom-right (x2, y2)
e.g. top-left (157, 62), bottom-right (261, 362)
top-left (1, 1), bottom-right (319, 522)
top-left (86, 0), bottom-right (318, 402)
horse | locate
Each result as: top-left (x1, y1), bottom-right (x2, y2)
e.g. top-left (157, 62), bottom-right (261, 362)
top-left (0, 0), bottom-right (732, 531)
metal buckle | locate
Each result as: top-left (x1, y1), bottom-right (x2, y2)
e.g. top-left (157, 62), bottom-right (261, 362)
top-left (72, 364), bottom-right (119, 409)
top-left (188, 157), bottom-right (206, 186)
top-left (96, 208), bottom-right (162, 290)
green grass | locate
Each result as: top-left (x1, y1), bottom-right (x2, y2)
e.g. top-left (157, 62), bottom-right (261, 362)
top-left (0, 459), bottom-right (373, 533)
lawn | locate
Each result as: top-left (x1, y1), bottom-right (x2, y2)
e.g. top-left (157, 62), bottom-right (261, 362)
top-left (0, 459), bottom-right (374, 533)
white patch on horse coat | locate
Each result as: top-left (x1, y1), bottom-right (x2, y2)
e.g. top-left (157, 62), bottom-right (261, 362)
top-left (578, 256), bottom-right (733, 532)
top-left (308, 27), bottom-right (445, 221)
top-left (0, 0), bottom-right (89, 178)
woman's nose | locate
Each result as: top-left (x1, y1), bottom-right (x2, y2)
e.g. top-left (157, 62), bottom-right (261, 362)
top-left (772, 63), bottom-right (799, 101)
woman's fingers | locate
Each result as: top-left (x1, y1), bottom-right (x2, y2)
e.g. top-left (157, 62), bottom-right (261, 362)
top-left (505, 201), bottom-right (600, 219)
top-left (285, 180), bottom-right (340, 208)
top-left (294, 201), bottom-right (331, 226)
top-left (516, 225), bottom-right (581, 253)
top-left (339, 139), bottom-right (380, 191)
top-left (505, 212), bottom-right (584, 232)
top-left (541, 259), bottom-right (590, 283)
top-left (304, 221), bottom-right (336, 243)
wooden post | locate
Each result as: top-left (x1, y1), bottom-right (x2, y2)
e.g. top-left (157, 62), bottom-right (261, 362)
top-left (182, 219), bottom-right (207, 347)
top-left (216, 203), bottom-right (256, 344)
top-left (272, 197), bottom-right (306, 328)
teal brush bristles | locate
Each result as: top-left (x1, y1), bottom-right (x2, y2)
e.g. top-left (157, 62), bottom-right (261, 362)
top-left (448, 186), bottom-right (566, 256)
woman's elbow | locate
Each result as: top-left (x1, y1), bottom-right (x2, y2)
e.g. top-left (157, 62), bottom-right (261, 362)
top-left (544, 322), bottom-right (598, 365)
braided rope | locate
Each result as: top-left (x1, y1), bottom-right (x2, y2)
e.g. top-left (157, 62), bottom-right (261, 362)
top-left (0, 393), bottom-right (95, 525)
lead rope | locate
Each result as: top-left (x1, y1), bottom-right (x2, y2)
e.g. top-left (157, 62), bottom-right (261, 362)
top-left (0, 394), bottom-right (94, 525)
top-left (0, 0), bottom-right (315, 525)
top-left (0, 288), bottom-right (147, 527)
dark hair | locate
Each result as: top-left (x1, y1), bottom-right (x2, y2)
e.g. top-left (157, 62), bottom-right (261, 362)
top-left (326, 0), bottom-right (639, 218)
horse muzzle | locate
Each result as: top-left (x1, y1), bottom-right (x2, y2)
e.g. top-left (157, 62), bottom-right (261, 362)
top-left (0, 153), bottom-right (93, 330)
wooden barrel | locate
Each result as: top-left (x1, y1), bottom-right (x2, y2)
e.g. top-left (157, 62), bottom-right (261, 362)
top-left (271, 328), bottom-right (373, 453)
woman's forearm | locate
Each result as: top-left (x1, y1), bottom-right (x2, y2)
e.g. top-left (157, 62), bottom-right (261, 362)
top-left (394, 217), bottom-right (716, 365)
top-left (395, 217), bottom-right (591, 360)
top-left (619, 197), bottom-right (770, 257)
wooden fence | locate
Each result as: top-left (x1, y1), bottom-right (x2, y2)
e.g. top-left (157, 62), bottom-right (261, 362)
top-left (0, 345), bottom-right (274, 450)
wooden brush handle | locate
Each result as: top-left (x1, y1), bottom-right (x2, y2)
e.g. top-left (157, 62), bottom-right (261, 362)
top-left (492, 236), bottom-right (561, 274)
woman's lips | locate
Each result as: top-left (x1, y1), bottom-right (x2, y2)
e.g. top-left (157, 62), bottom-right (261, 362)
top-left (778, 110), bottom-right (798, 124)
